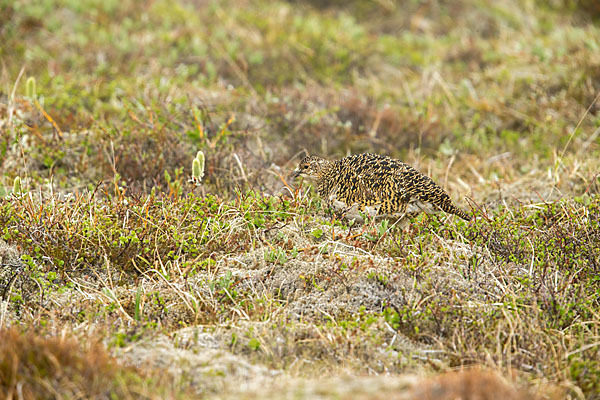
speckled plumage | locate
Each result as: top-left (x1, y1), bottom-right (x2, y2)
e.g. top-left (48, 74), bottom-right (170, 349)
top-left (293, 153), bottom-right (470, 221)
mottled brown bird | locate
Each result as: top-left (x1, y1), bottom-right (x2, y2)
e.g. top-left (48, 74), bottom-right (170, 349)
top-left (293, 153), bottom-right (470, 221)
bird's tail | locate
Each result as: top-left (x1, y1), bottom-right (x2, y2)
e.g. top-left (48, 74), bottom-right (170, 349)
top-left (440, 200), bottom-right (471, 221)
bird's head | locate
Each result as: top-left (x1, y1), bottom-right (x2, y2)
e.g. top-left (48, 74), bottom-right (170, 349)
top-left (293, 156), bottom-right (326, 179)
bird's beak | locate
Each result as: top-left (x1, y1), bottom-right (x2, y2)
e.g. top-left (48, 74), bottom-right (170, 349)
top-left (293, 169), bottom-right (302, 178)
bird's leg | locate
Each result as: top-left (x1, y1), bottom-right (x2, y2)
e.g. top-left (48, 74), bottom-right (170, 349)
top-left (321, 196), bottom-right (336, 219)
top-left (397, 202), bottom-right (408, 221)
top-left (395, 202), bottom-right (412, 232)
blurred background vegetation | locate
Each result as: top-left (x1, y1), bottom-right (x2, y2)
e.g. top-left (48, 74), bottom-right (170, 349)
top-left (1, 0), bottom-right (599, 198)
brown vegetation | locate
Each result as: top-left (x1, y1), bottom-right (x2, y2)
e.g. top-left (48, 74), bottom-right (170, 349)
top-left (0, 328), bottom-right (166, 399)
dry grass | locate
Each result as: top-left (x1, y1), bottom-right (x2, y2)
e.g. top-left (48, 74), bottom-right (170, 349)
top-left (0, 328), bottom-right (183, 399)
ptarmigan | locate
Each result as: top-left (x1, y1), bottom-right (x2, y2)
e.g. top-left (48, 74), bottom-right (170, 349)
top-left (293, 153), bottom-right (470, 221)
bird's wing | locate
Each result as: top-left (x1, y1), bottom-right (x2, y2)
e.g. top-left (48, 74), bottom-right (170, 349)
top-left (355, 172), bottom-right (379, 204)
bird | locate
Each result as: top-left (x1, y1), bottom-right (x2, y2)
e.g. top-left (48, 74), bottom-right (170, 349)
top-left (293, 153), bottom-right (470, 222)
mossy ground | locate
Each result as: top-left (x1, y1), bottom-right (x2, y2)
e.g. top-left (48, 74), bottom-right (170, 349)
top-left (1, 0), bottom-right (599, 398)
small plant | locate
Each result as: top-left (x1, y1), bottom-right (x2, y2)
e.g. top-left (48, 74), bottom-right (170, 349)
top-left (377, 219), bottom-right (389, 237)
top-left (192, 151), bottom-right (205, 183)
top-left (311, 228), bottom-right (323, 239)
top-left (164, 167), bottom-right (183, 197)
top-left (264, 247), bottom-right (287, 264)
top-left (363, 219), bottom-right (389, 242)
top-left (25, 76), bottom-right (36, 99)
top-left (134, 286), bottom-right (143, 322)
top-left (247, 337), bottom-right (260, 351)
top-left (12, 177), bottom-right (22, 195)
